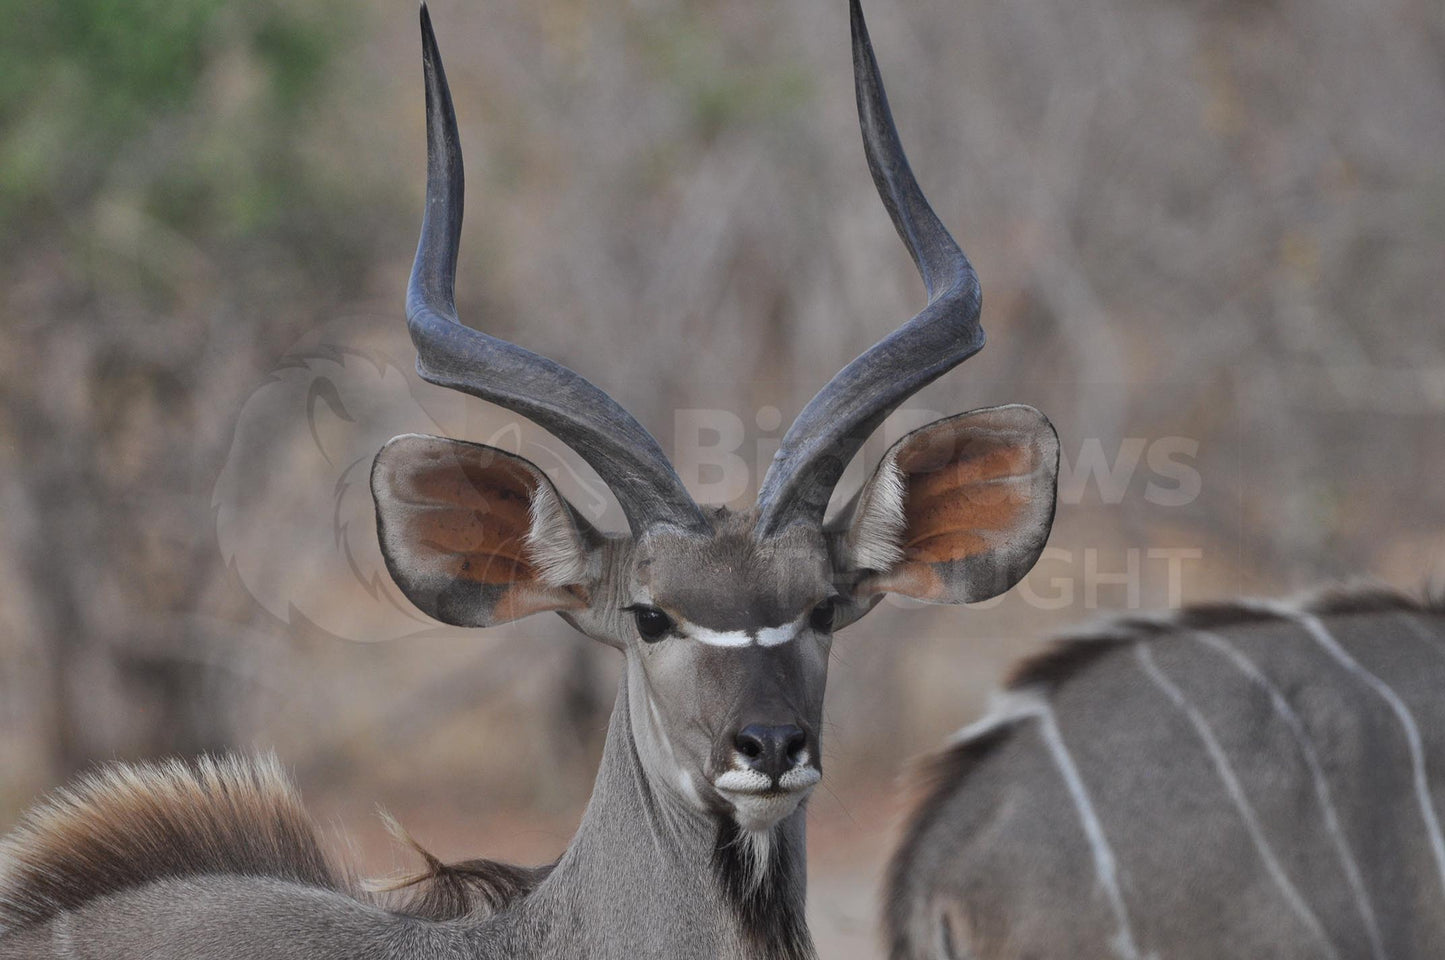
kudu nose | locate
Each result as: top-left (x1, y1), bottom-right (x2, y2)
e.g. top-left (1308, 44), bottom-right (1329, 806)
top-left (734, 724), bottom-right (808, 781)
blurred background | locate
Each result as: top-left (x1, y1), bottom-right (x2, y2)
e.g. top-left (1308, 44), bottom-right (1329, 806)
top-left (1, 0), bottom-right (1442, 954)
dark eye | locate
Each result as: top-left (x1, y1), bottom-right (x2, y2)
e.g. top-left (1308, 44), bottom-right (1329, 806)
top-left (632, 605), bottom-right (674, 643)
top-left (809, 598), bottom-right (837, 634)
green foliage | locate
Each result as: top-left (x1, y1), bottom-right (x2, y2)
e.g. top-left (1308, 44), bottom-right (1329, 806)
top-left (0, 0), bottom-right (347, 236)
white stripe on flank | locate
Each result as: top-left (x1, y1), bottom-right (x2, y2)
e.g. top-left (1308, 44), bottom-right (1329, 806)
top-left (947, 690), bottom-right (1140, 959)
top-left (1034, 699), bottom-right (1142, 960)
top-left (945, 688), bottom-right (1051, 748)
top-left (1135, 643), bottom-right (1339, 959)
top-left (1293, 610), bottom-right (1445, 898)
top-left (1191, 631), bottom-right (1385, 960)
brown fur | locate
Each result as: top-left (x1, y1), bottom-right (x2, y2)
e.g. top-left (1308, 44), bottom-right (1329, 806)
top-left (901, 436), bottom-right (1036, 565)
top-left (372, 435), bottom-right (590, 627)
top-left (0, 753), bottom-right (350, 930)
top-left (393, 451), bottom-right (542, 585)
top-left (0, 753), bottom-right (554, 933)
top-left (1301, 582), bottom-right (1442, 618)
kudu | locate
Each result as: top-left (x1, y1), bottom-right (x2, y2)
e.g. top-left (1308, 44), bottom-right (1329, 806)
top-left (886, 587), bottom-right (1445, 960)
top-left (0, 3), bottom-right (1059, 958)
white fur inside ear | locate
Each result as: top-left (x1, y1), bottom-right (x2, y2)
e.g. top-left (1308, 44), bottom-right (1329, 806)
top-left (524, 480), bottom-right (590, 587)
top-left (847, 450), bottom-right (907, 572)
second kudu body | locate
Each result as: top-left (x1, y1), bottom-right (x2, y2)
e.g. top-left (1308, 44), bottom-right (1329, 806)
top-left (886, 589), bottom-right (1445, 960)
top-left (0, 3), bottom-right (1059, 958)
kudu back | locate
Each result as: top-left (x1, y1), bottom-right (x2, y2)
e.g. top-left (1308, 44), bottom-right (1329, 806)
top-left (886, 587), bottom-right (1445, 960)
top-left (0, 3), bottom-right (1059, 958)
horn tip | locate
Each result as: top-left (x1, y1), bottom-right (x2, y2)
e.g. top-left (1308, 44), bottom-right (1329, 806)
top-left (420, 3), bottom-right (438, 58)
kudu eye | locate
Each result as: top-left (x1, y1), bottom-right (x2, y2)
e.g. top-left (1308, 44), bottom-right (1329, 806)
top-left (809, 598), bottom-right (837, 634)
top-left (631, 605), bottom-right (674, 643)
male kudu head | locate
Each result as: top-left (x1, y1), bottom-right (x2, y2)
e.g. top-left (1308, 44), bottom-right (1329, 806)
top-left (372, 1), bottom-right (1059, 843)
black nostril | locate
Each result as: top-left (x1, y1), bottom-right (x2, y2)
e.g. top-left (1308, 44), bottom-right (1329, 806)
top-left (734, 724), bottom-right (807, 781)
top-left (785, 728), bottom-right (807, 761)
top-left (735, 732), bottom-right (763, 760)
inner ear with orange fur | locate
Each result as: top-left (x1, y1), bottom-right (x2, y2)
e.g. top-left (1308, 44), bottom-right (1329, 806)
top-left (371, 434), bottom-right (597, 627)
top-left (840, 405), bottom-right (1059, 604)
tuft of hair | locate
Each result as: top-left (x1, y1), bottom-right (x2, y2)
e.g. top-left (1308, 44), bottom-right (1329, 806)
top-left (1299, 582), bottom-right (1431, 618)
top-left (0, 753), bottom-right (350, 931)
top-left (712, 818), bottom-right (815, 960)
top-left (525, 479), bottom-right (592, 588)
top-left (736, 828), bottom-right (773, 895)
top-left (373, 812), bottom-right (552, 922)
top-left (844, 450), bottom-right (908, 572)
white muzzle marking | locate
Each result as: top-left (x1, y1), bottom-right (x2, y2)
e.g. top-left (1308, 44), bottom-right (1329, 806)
top-left (713, 754), bottom-right (821, 832)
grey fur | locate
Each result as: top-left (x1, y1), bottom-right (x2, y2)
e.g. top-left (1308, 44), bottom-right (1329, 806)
top-left (887, 588), bottom-right (1445, 960)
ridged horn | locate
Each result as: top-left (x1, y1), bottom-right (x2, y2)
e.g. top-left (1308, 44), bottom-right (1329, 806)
top-left (407, 5), bottom-right (709, 536)
top-left (755, 0), bottom-right (984, 536)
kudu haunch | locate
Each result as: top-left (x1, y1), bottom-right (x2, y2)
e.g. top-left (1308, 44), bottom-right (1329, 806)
top-left (0, 3), bottom-right (1059, 958)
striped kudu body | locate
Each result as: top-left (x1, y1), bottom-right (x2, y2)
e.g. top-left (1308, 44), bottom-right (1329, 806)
top-left (1, 3), bottom-right (1062, 959)
top-left (887, 588), bottom-right (1445, 960)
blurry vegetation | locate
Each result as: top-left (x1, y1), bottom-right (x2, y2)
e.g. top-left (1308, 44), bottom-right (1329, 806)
top-left (0, 0), bottom-right (343, 234)
top-left (0, 0), bottom-right (400, 785)
top-left (637, 8), bottom-right (814, 141)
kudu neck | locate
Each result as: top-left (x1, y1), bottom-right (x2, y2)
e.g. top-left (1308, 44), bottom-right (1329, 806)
top-left (493, 675), bottom-right (815, 960)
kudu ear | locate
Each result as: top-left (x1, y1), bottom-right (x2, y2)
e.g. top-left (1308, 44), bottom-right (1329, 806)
top-left (837, 405), bottom-right (1058, 605)
top-left (371, 434), bottom-right (599, 627)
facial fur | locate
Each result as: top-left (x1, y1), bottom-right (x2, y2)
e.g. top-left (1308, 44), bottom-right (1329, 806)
top-left (607, 510), bottom-right (837, 838)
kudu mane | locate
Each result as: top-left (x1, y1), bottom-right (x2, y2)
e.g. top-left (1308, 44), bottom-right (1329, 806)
top-left (374, 811), bottom-right (555, 921)
top-left (1006, 583), bottom-right (1445, 694)
top-left (0, 755), bottom-right (348, 931)
top-left (0, 754), bottom-right (545, 932)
